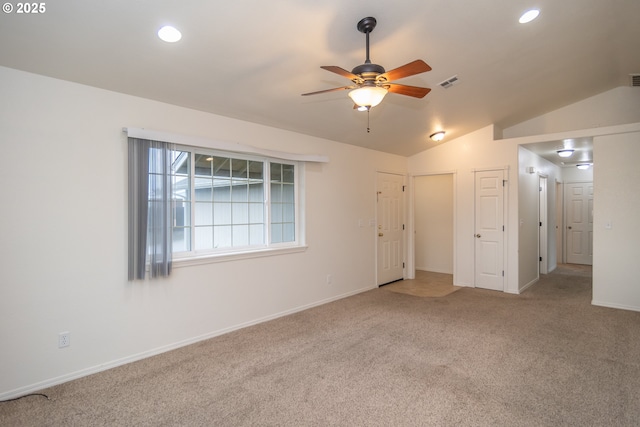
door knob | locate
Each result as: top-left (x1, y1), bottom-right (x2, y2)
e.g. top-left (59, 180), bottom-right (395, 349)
top-left (567, 226), bottom-right (572, 230)
top-left (378, 233), bottom-right (384, 237)
top-left (475, 234), bottom-right (481, 238)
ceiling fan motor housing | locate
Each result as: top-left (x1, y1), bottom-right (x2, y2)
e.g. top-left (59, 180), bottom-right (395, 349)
top-left (352, 63), bottom-right (386, 79)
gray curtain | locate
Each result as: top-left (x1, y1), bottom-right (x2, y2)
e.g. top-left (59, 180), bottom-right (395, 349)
top-left (128, 138), bottom-right (174, 280)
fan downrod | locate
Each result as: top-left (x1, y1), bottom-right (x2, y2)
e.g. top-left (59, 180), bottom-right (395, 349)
top-left (352, 17), bottom-right (385, 75)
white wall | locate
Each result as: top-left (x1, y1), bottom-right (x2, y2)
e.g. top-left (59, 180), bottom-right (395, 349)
top-left (503, 87), bottom-right (640, 138)
top-left (408, 125), bottom-right (520, 292)
top-left (414, 175), bottom-right (453, 274)
top-left (592, 131), bottom-right (640, 311)
top-left (0, 67), bottom-right (407, 398)
top-left (409, 111), bottom-right (639, 296)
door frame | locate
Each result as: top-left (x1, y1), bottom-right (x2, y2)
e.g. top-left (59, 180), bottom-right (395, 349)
top-left (473, 167), bottom-right (509, 291)
top-left (375, 171), bottom-right (406, 286)
top-left (564, 181), bottom-right (594, 265)
top-left (539, 174), bottom-right (548, 275)
top-left (407, 172), bottom-right (457, 283)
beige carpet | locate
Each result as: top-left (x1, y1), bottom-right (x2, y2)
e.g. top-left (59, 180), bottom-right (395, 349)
top-left (382, 270), bottom-right (461, 297)
top-left (2, 264), bottom-right (640, 426)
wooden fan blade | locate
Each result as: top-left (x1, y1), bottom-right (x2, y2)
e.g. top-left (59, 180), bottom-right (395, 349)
top-left (385, 83), bottom-right (431, 98)
top-left (301, 86), bottom-right (353, 96)
top-left (320, 66), bottom-right (360, 81)
top-left (378, 59), bottom-right (432, 82)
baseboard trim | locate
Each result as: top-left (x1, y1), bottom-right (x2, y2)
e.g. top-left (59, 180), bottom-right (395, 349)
top-left (592, 300), bottom-right (640, 313)
top-left (0, 286), bottom-right (374, 401)
top-left (517, 276), bottom-right (539, 294)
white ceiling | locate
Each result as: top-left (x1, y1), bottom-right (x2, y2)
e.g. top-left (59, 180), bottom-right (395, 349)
top-left (1, 0), bottom-right (638, 157)
top-left (522, 137), bottom-right (593, 167)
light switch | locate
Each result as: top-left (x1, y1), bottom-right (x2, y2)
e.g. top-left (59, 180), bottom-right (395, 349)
top-left (605, 220), bottom-right (613, 230)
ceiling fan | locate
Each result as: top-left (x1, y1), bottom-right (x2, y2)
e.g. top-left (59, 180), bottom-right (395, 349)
top-left (302, 17), bottom-right (432, 110)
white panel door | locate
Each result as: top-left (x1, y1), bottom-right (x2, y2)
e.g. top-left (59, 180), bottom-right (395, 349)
top-left (377, 172), bottom-right (404, 286)
top-left (474, 170), bottom-right (504, 291)
top-left (565, 182), bottom-right (593, 265)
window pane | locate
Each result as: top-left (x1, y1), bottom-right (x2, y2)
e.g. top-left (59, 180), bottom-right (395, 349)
top-left (233, 203), bottom-right (249, 224)
top-left (283, 203), bottom-right (295, 222)
top-left (248, 183), bottom-right (264, 202)
top-left (282, 223), bottom-right (295, 242)
top-left (213, 181), bottom-right (231, 202)
top-left (173, 175), bottom-right (190, 200)
top-left (282, 183), bottom-right (294, 203)
top-left (232, 225), bottom-right (249, 246)
top-left (249, 203), bottom-right (264, 223)
top-left (194, 178), bottom-right (213, 201)
top-left (270, 163), bottom-right (282, 182)
top-left (248, 161), bottom-right (263, 180)
top-left (271, 183), bottom-right (282, 203)
top-left (194, 154), bottom-right (213, 177)
top-left (271, 223), bottom-right (283, 244)
top-left (214, 202), bottom-right (231, 225)
top-left (173, 202), bottom-right (190, 227)
top-left (232, 159), bottom-right (248, 178)
top-left (172, 227), bottom-right (190, 252)
top-left (195, 226), bottom-right (213, 250)
top-left (169, 149), bottom-right (297, 254)
top-left (195, 202), bottom-right (213, 226)
top-left (282, 164), bottom-right (295, 183)
top-left (232, 183), bottom-right (248, 202)
top-left (214, 225), bottom-right (231, 248)
top-left (271, 203), bottom-right (282, 223)
top-left (212, 157), bottom-right (230, 178)
top-left (250, 224), bottom-right (264, 245)
top-left (172, 151), bottom-right (189, 175)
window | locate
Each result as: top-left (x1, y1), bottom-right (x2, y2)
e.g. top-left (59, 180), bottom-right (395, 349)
top-left (169, 146), bottom-right (300, 258)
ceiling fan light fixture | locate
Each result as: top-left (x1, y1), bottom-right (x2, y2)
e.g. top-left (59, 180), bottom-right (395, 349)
top-left (557, 149), bottom-right (574, 157)
top-left (430, 131), bottom-right (446, 142)
top-left (348, 86), bottom-right (388, 108)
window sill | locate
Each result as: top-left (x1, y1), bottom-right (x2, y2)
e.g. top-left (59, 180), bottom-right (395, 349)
top-left (172, 245), bottom-right (308, 268)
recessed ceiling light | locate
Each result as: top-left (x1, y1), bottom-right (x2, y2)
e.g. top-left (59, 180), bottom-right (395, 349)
top-left (557, 149), bottom-right (574, 158)
top-left (158, 25), bottom-right (182, 43)
top-left (519, 9), bottom-right (540, 24)
top-left (430, 131), bottom-right (446, 142)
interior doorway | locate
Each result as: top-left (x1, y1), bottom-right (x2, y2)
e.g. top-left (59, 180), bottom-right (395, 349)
top-left (564, 182), bottom-right (594, 265)
top-left (414, 174), bottom-right (454, 275)
top-left (539, 175), bottom-right (548, 274)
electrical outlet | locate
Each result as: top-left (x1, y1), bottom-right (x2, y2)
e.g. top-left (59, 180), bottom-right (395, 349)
top-left (58, 332), bottom-right (70, 348)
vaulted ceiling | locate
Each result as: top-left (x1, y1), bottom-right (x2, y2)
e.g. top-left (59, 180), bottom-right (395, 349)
top-left (1, 0), bottom-right (638, 156)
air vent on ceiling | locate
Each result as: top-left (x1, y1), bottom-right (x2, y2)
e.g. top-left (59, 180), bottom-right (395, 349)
top-left (631, 74), bottom-right (640, 87)
top-left (439, 75), bottom-right (459, 89)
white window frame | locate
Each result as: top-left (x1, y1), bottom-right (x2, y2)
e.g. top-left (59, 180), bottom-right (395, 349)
top-left (123, 127), bottom-right (329, 267)
top-left (171, 145), bottom-right (306, 267)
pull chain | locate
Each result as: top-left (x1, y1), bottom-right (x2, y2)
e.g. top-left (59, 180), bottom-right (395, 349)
top-left (367, 108), bottom-right (370, 133)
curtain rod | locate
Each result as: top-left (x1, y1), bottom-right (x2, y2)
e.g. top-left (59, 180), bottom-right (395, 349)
top-left (123, 127), bottom-right (329, 163)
